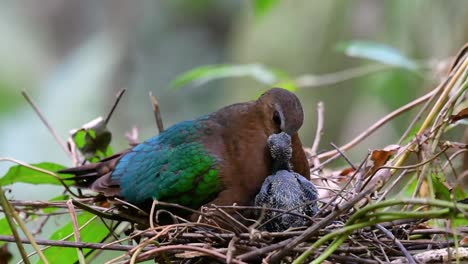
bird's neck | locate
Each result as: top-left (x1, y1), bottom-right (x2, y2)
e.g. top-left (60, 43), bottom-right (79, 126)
top-left (272, 159), bottom-right (292, 173)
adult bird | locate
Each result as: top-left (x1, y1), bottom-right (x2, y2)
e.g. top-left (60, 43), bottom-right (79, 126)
top-left (59, 88), bottom-right (310, 223)
top-left (255, 132), bottom-right (318, 232)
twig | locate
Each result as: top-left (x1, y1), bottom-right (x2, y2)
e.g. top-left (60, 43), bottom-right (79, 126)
top-left (377, 145), bottom-right (449, 171)
top-left (271, 184), bottom-right (379, 262)
top-left (226, 236), bottom-right (239, 263)
top-left (21, 90), bottom-right (71, 158)
top-left (420, 56), bottom-right (467, 135)
top-left (296, 64), bottom-right (396, 88)
top-left (318, 153), bottom-right (370, 214)
top-left (392, 56), bottom-right (468, 172)
top-left (154, 200), bottom-right (208, 217)
top-left (67, 200), bottom-right (86, 264)
top-left (215, 205), bottom-right (315, 222)
top-left (104, 89), bottom-right (126, 125)
top-left (376, 224), bottom-right (416, 264)
top-left (32, 215), bottom-right (51, 235)
top-left (133, 245), bottom-right (248, 264)
top-left (330, 142), bottom-right (356, 170)
top-left (0, 187), bottom-right (31, 264)
top-left (309, 102), bottom-right (324, 168)
top-left (316, 88), bottom-right (439, 160)
top-left (149, 200), bottom-right (157, 229)
top-left (149, 91), bottom-right (164, 133)
top-left (0, 235), bottom-right (142, 251)
top-left (397, 79), bottom-right (445, 144)
top-left (4, 196), bottom-right (49, 263)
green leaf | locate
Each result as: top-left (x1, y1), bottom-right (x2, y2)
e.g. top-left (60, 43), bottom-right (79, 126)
top-left (254, 0), bottom-right (279, 17)
top-left (71, 117), bottom-right (113, 162)
top-left (336, 41), bottom-right (418, 70)
top-left (0, 218), bottom-right (12, 246)
top-left (432, 173), bottom-right (451, 201)
top-left (0, 162), bottom-right (69, 186)
top-left (171, 64), bottom-right (287, 89)
top-left (39, 212), bottom-right (109, 264)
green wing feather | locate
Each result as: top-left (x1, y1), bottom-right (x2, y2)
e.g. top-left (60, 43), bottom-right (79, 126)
top-left (112, 119), bottom-right (221, 208)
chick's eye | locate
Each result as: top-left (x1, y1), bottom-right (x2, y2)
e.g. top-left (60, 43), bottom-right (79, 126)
top-left (273, 110), bottom-right (281, 126)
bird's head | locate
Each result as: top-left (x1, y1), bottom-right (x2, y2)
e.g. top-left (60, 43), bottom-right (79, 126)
top-left (267, 132), bottom-right (293, 164)
top-left (258, 88), bottom-right (304, 135)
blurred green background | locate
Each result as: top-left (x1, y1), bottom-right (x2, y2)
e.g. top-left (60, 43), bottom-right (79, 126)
top-left (0, 0), bottom-right (467, 262)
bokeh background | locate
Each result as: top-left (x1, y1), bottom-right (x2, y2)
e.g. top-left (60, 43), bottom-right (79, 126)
top-left (0, 0), bottom-right (467, 262)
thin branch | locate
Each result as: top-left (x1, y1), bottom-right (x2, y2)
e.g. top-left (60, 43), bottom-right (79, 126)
top-left (376, 224), bottom-right (416, 264)
top-left (315, 87), bottom-right (439, 160)
top-left (21, 90), bottom-right (72, 158)
top-left (104, 89), bottom-right (126, 125)
top-left (330, 142), bottom-right (356, 170)
top-left (309, 102), bottom-right (324, 168)
top-left (0, 187), bottom-right (31, 264)
top-left (149, 91), bottom-right (164, 133)
top-left (0, 235), bottom-right (141, 251)
top-left (67, 200), bottom-right (86, 264)
top-left (133, 245), bottom-right (248, 264)
top-left (296, 64), bottom-right (395, 88)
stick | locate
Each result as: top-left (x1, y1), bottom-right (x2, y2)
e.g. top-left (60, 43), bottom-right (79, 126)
top-left (104, 89), bottom-right (126, 125)
top-left (149, 92), bottom-right (164, 133)
top-left (21, 90), bottom-right (71, 158)
top-left (0, 235), bottom-right (141, 251)
top-left (376, 224), bottom-right (416, 264)
top-left (67, 200), bottom-right (86, 264)
top-left (315, 88), bottom-right (439, 160)
top-left (0, 187), bottom-right (31, 264)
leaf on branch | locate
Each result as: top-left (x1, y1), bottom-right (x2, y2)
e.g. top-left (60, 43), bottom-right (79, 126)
top-left (70, 116), bottom-right (113, 163)
top-left (367, 144), bottom-right (400, 175)
top-left (0, 162), bottom-right (69, 186)
top-left (171, 64), bottom-right (291, 89)
top-left (336, 41), bottom-right (418, 70)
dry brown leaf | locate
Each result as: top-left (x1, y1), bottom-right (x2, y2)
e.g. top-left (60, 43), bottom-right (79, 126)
top-left (368, 144), bottom-right (400, 175)
top-left (449, 107), bottom-right (468, 123)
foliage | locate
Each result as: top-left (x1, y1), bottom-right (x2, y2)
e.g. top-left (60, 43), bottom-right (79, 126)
top-left (0, 162), bottom-right (68, 186)
top-left (71, 117), bottom-right (113, 163)
top-left (171, 63), bottom-right (296, 91)
top-left (40, 212), bottom-right (110, 264)
top-left (335, 40), bottom-right (418, 70)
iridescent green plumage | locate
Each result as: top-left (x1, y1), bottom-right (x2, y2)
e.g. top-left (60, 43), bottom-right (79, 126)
top-left (112, 118), bottom-right (222, 208)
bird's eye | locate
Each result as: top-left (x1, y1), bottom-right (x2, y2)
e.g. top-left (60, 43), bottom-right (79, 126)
top-left (273, 110), bottom-right (281, 126)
